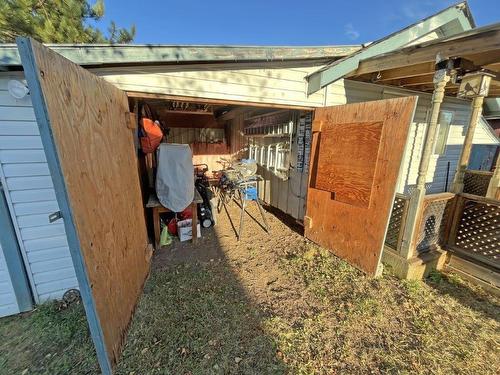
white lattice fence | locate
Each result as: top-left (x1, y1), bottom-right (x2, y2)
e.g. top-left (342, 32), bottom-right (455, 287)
top-left (413, 193), bottom-right (455, 254)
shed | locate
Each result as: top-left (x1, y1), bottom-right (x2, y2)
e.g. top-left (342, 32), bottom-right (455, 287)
top-left (0, 2), bottom-right (499, 374)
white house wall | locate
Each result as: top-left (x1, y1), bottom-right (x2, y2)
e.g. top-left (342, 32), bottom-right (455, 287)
top-left (0, 74), bottom-right (77, 303)
top-left (94, 65), bottom-right (336, 108)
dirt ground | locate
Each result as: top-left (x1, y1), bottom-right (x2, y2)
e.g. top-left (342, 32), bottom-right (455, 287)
top-left (1, 201), bottom-right (499, 374)
top-left (115, 202), bottom-right (500, 374)
top-left (153, 201), bottom-right (317, 318)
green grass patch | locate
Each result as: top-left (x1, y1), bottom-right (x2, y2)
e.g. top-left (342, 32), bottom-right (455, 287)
top-left (0, 301), bottom-right (98, 375)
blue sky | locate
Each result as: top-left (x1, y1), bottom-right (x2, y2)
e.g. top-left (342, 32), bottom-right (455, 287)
top-left (98, 0), bottom-right (499, 45)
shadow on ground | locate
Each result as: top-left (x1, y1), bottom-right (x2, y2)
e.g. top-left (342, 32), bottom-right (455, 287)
top-left (425, 270), bottom-right (500, 323)
top-left (115, 201), bottom-right (291, 374)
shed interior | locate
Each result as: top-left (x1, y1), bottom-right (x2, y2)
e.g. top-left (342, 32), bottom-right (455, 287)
top-left (127, 93), bottom-right (314, 243)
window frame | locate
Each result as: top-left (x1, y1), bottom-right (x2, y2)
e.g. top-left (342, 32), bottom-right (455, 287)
top-left (434, 110), bottom-right (454, 155)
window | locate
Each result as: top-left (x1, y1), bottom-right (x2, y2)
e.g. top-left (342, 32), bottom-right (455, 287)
top-left (260, 146), bottom-right (267, 166)
top-left (434, 111), bottom-right (453, 155)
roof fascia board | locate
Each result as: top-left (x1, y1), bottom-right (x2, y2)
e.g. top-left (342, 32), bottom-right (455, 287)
top-left (306, 2), bottom-right (474, 95)
top-left (0, 44), bottom-right (361, 68)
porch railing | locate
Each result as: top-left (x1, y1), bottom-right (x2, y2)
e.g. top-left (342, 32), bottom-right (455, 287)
top-left (385, 193), bottom-right (410, 252)
top-left (463, 170), bottom-right (493, 197)
top-left (385, 192), bottom-right (455, 256)
top-left (446, 193), bottom-right (500, 271)
top-left (413, 193), bottom-right (455, 254)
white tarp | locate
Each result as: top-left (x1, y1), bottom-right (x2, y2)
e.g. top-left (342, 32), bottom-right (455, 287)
top-left (156, 143), bottom-right (194, 212)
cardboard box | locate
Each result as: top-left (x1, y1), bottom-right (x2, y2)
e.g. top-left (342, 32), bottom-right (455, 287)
top-left (177, 219), bottom-right (201, 242)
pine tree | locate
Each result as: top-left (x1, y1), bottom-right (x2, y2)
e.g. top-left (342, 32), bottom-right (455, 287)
top-left (0, 0), bottom-right (136, 43)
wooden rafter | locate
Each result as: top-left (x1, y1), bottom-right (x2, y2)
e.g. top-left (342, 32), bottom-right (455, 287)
top-left (354, 62), bottom-right (436, 82)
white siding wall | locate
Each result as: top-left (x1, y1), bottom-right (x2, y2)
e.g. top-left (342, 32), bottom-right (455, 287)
top-left (0, 74), bottom-right (77, 303)
top-left (94, 65), bottom-right (332, 108)
top-left (0, 241), bottom-right (20, 317)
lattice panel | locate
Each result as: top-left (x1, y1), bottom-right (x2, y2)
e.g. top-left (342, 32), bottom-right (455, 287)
top-left (463, 171), bottom-right (493, 197)
top-left (385, 195), bottom-right (409, 250)
top-left (416, 199), bottom-right (450, 253)
top-left (454, 200), bottom-right (500, 270)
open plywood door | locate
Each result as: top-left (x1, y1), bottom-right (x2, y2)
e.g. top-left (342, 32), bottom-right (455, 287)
top-left (17, 38), bottom-right (151, 374)
top-left (305, 97), bottom-right (417, 275)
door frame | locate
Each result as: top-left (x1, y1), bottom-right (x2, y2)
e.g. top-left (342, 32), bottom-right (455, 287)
top-left (0, 181), bottom-right (33, 314)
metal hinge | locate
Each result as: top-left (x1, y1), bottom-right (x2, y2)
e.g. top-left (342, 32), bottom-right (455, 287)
top-left (48, 211), bottom-right (62, 223)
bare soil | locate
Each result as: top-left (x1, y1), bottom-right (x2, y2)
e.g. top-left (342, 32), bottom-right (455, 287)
top-left (117, 202), bottom-right (500, 374)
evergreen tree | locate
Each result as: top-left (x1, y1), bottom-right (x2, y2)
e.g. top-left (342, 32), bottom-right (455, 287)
top-left (0, 0), bottom-right (136, 43)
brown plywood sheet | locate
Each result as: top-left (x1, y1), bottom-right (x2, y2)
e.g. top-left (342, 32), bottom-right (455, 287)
top-left (305, 97), bottom-right (417, 275)
top-left (20, 39), bottom-right (151, 369)
top-left (313, 122), bottom-right (383, 208)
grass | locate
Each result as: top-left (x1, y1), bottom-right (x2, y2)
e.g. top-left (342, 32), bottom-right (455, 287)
top-left (1, 243), bottom-right (499, 374)
top-left (0, 300), bottom-right (98, 375)
top-left (115, 261), bottom-right (286, 375)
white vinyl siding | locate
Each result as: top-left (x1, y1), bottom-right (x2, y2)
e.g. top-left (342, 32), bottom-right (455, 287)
top-left (0, 74), bottom-right (78, 303)
top-left (0, 241), bottom-right (20, 317)
top-left (94, 65), bottom-right (338, 108)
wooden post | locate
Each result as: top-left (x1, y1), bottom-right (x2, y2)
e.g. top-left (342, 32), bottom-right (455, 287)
top-left (399, 69), bottom-right (450, 259)
top-left (451, 71), bottom-right (493, 193)
top-left (450, 96), bottom-right (486, 193)
top-left (486, 152), bottom-right (500, 199)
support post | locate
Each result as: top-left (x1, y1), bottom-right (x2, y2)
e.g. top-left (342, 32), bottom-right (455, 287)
top-left (399, 69), bottom-right (450, 259)
top-left (451, 71), bottom-right (493, 193)
top-left (486, 152), bottom-right (500, 199)
top-left (451, 96), bottom-right (486, 193)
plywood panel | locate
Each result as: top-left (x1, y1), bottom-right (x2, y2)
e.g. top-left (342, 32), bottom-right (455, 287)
top-left (18, 39), bottom-right (151, 374)
top-left (305, 97), bottom-right (417, 275)
top-left (313, 122), bottom-right (383, 208)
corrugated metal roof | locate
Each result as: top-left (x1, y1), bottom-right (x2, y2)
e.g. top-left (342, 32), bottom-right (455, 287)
top-left (0, 44), bottom-right (361, 69)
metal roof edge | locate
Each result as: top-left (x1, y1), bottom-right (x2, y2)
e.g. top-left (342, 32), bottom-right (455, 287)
top-left (0, 43), bottom-right (362, 68)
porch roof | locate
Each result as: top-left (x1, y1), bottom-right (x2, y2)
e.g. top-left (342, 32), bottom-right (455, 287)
top-left (346, 23), bottom-right (500, 98)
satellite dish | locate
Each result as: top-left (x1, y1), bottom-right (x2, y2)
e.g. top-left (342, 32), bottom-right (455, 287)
top-left (8, 80), bottom-right (29, 99)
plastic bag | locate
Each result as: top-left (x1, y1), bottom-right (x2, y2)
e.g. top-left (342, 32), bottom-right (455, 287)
top-left (160, 225), bottom-right (173, 247)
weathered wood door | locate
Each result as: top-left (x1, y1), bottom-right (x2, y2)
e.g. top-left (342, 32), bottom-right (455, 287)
top-left (305, 97), bottom-right (417, 275)
top-left (17, 38), bottom-right (151, 374)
